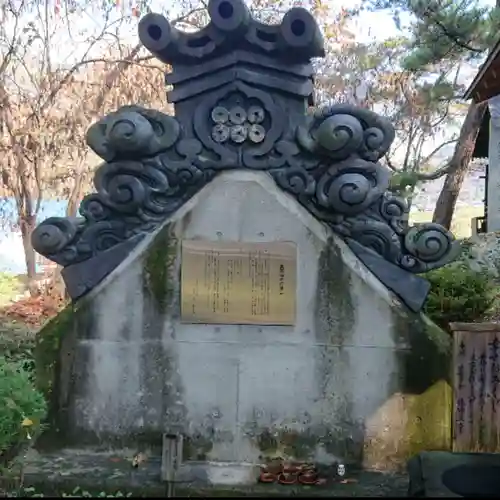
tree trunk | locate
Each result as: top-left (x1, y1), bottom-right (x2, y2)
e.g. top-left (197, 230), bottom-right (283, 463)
top-left (66, 193), bottom-right (81, 217)
top-left (432, 100), bottom-right (487, 229)
top-left (66, 169), bottom-right (85, 217)
top-left (19, 213), bottom-right (39, 296)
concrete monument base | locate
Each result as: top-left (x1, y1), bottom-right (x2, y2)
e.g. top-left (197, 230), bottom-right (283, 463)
top-left (35, 171), bottom-right (452, 478)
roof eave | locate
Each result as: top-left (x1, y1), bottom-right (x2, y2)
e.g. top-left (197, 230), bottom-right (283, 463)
top-left (464, 37), bottom-right (500, 102)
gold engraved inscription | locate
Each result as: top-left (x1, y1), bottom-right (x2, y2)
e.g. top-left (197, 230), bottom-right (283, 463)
top-left (180, 240), bottom-right (297, 325)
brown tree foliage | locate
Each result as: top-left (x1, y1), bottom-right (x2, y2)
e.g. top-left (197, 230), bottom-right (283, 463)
top-left (0, 0), bottom-right (467, 301)
top-left (0, 0), bottom-right (199, 294)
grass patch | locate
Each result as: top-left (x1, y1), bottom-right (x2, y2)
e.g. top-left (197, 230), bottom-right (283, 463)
top-left (410, 206), bottom-right (483, 239)
top-left (0, 273), bottom-right (24, 307)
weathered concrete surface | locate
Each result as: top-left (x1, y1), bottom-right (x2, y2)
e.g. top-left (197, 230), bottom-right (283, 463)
top-left (19, 449), bottom-right (409, 497)
top-left (37, 171), bottom-right (451, 483)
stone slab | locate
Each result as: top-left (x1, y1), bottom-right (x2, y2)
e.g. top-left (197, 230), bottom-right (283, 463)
top-left (19, 449), bottom-right (408, 497)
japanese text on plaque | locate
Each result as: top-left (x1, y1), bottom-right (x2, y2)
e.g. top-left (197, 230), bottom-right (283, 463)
top-left (180, 240), bottom-right (296, 325)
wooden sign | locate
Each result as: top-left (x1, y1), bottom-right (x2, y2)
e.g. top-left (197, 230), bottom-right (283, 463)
top-left (180, 240), bottom-right (297, 326)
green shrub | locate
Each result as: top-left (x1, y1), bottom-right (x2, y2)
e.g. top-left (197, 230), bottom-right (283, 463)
top-left (0, 323), bottom-right (36, 380)
top-left (0, 356), bottom-right (47, 463)
top-left (424, 264), bottom-right (496, 331)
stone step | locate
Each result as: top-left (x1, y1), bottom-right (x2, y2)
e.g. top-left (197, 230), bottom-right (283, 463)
top-left (18, 449), bottom-right (408, 497)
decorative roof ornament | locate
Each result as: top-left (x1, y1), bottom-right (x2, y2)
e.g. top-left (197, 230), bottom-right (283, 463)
top-left (139, 0), bottom-right (325, 64)
top-left (31, 0), bottom-right (460, 311)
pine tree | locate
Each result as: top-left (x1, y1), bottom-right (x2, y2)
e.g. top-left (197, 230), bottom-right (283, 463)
top-left (367, 0), bottom-right (500, 229)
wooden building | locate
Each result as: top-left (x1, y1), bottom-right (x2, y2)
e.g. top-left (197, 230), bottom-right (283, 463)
top-left (465, 38), bottom-right (500, 103)
top-left (465, 38), bottom-right (500, 233)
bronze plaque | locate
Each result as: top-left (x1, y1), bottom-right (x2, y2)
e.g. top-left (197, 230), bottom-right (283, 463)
top-left (180, 240), bottom-right (297, 326)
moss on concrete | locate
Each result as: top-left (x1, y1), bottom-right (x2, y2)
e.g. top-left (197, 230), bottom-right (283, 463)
top-left (361, 313), bottom-right (452, 470)
top-left (253, 427), bottom-right (318, 462)
top-left (400, 314), bottom-right (452, 395)
top-left (401, 316), bottom-right (452, 457)
top-left (277, 429), bottom-right (317, 460)
top-left (183, 434), bottom-right (214, 461)
top-left (253, 424), bottom-right (363, 465)
top-left (389, 314), bottom-right (452, 466)
top-left (321, 420), bottom-right (365, 465)
top-left (256, 429), bottom-right (278, 455)
top-left (34, 305), bottom-right (74, 403)
top-left (315, 239), bottom-right (355, 344)
top-left (30, 305), bottom-right (76, 450)
top-left (143, 225), bottom-right (177, 313)
top-left (403, 379), bottom-right (452, 456)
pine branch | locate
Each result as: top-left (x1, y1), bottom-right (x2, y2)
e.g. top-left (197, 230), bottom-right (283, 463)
top-left (422, 6), bottom-right (483, 54)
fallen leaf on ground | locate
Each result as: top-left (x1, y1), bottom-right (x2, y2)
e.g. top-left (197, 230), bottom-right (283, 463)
top-left (0, 289), bottom-right (67, 328)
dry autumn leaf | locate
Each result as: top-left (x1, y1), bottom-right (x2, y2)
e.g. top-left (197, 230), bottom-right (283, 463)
top-left (0, 292), bottom-right (66, 327)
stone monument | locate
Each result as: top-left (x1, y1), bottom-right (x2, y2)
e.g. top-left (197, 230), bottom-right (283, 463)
top-left (30, 0), bottom-right (459, 489)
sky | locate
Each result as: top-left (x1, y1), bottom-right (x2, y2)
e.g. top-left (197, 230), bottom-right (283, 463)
top-left (9, 0), bottom-right (496, 85)
top-left (6, 0), bottom-right (498, 67)
top-left (6, 0), bottom-right (413, 67)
